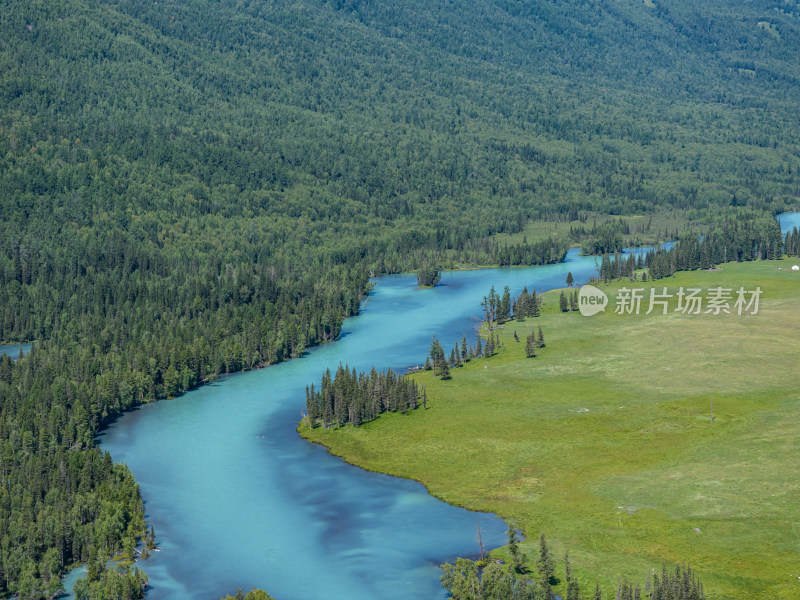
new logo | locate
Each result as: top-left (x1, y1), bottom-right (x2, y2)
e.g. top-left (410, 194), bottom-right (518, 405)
top-left (578, 284), bottom-right (608, 316)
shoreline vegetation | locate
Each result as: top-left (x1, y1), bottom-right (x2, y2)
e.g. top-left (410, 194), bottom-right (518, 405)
top-left (301, 256), bottom-right (800, 600)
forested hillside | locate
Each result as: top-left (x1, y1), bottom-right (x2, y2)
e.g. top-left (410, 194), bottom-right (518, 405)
top-left (1, 0), bottom-right (800, 597)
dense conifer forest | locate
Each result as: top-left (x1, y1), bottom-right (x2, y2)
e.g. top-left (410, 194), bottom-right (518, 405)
top-left (2, 0), bottom-right (800, 596)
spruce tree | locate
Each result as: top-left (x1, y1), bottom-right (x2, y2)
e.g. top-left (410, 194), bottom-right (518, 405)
top-left (560, 290), bottom-right (569, 312)
top-left (516, 286), bottom-right (531, 320)
top-left (506, 527), bottom-right (525, 574)
top-left (566, 552), bottom-right (581, 600)
top-left (537, 326), bottom-right (545, 348)
top-left (485, 335), bottom-right (494, 357)
top-left (526, 333), bottom-right (537, 358)
top-left (430, 337), bottom-right (444, 376)
top-left (566, 271), bottom-right (574, 287)
top-left (499, 286), bottom-right (512, 322)
top-left (439, 360), bottom-right (451, 380)
top-left (536, 534), bottom-right (555, 590)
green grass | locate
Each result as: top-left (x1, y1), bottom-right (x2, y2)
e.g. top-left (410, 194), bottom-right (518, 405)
top-left (490, 210), bottom-right (702, 248)
top-left (301, 259), bottom-right (800, 600)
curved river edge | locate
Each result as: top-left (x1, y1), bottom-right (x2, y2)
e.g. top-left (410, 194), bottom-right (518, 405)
top-left (59, 213), bottom-right (800, 597)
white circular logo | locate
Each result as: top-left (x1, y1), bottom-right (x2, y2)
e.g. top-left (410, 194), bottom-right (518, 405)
top-left (578, 284), bottom-right (608, 316)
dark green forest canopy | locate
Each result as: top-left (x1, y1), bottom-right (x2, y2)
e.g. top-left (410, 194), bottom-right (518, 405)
top-left (1, 0), bottom-right (800, 597)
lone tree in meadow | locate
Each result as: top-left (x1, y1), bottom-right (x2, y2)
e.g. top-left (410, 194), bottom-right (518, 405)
top-left (429, 337), bottom-right (447, 377)
top-left (566, 271), bottom-right (574, 287)
top-left (536, 534), bottom-right (556, 590)
top-left (525, 332), bottom-right (537, 358)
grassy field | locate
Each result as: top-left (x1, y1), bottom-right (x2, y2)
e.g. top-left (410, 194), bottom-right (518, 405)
top-left (300, 259), bottom-right (800, 599)
top-left (489, 210), bottom-right (702, 247)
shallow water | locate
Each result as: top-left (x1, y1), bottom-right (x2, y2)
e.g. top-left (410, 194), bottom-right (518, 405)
top-left (64, 215), bottom-right (798, 600)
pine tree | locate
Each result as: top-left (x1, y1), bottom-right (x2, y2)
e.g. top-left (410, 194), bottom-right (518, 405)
top-left (536, 534), bottom-right (555, 590)
top-left (430, 337), bottom-right (444, 376)
top-left (560, 290), bottom-right (569, 312)
top-left (566, 551), bottom-right (581, 600)
top-left (537, 326), bottom-right (545, 348)
top-left (439, 360), bottom-right (451, 380)
top-left (516, 286), bottom-right (531, 320)
top-left (506, 527), bottom-right (525, 574)
top-left (526, 333), bottom-right (537, 358)
top-left (499, 286), bottom-right (512, 322)
top-left (566, 271), bottom-right (574, 287)
top-left (485, 335), bottom-right (494, 357)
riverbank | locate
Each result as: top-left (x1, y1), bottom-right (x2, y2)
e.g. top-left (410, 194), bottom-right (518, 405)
top-left (301, 258), bottom-right (800, 600)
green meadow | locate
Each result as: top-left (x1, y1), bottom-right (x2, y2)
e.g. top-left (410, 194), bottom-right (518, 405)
top-left (489, 210), bottom-right (702, 248)
top-left (301, 259), bottom-right (800, 599)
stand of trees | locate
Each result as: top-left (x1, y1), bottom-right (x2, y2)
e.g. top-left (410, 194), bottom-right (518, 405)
top-left (441, 534), bottom-right (705, 600)
top-left (785, 227), bottom-right (800, 257)
top-left (305, 365), bottom-right (424, 428)
top-left (72, 566), bottom-right (148, 600)
top-left (513, 287), bottom-right (542, 320)
top-left (221, 590), bottom-right (275, 600)
top-left (417, 265), bottom-right (442, 287)
top-left (0, 350), bottom-right (147, 599)
top-left (598, 217), bottom-right (784, 282)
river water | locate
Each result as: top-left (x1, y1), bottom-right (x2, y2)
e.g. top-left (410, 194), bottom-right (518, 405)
top-left (67, 213), bottom-right (797, 599)
top-left (0, 342), bottom-right (31, 361)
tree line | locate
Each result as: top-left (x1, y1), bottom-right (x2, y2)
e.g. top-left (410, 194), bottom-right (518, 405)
top-left (423, 334), bottom-right (500, 381)
top-left (441, 532), bottom-right (704, 600)
top-left (0, 350), bottom-right (148, 599)
top-left (305, 364), bottom-right (425, 428)
top-left (597, 216), bottom-right (785, 282)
